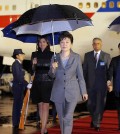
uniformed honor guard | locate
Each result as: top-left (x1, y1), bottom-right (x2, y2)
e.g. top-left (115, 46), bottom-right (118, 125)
top-left (11, 49), bottom-right (28, 129)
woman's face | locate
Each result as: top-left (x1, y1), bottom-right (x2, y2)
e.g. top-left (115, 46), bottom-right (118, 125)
top-left (38, 38), bottom-right (48, 51)
top-left (60, 37), bottom-right (72, 52)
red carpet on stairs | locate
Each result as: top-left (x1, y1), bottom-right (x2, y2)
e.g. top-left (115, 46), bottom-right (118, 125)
top-left (33, 110), bottom-right (120, 134)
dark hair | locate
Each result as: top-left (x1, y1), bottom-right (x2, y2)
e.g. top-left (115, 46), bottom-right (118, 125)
top-left (13, 55), bottom-right (17, 59)
top-left (118, 43), bottom-right (120, 48)
top-left (93, 37), bottom-right (102, 42)
top-left (59, 31), bottom-right (73, 44)
top-left (36, 35), bottom-right (50, 51)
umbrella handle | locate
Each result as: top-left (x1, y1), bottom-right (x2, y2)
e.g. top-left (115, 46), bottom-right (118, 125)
top-left (54, 55), bottom-right (57, 62)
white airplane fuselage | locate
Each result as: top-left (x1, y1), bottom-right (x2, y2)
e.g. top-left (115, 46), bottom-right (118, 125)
top-left (0, 0), bottom-right (120, 61)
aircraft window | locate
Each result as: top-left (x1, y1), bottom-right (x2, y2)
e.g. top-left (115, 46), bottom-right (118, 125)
top-left (30, 3), bottom-right (33, 8)
top-left (12, 5), bottom-right (16, 10)
top-left (78, 3), bottom-right (83, 8)
top-left (30, 3), bottom-right (37, 8)
top-left (94, 2), bottom-right (98, 8)
top-left (86, 2), bottom-right (90, 8)
top-left (35, 4), bottom-right (39, 7)
top-left (102, 2), bottom-right (106, 8)
top-left (5, 5), bottom-right (9, 11)
top-left (117, 1), bottom-right (120, 8)
top-left (0, 6), bottom-right (2, 11)
top-left (109, 1), bottom-right (114, 8)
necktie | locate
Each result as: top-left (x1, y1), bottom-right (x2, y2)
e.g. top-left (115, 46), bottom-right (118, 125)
top-left (94, 53), bottom-right (98, 68)
top-left (94, 53), bottom-right (98, 62)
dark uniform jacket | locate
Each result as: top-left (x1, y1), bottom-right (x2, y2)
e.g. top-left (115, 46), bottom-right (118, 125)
top-left (12, 60), bottom-right (28, 88)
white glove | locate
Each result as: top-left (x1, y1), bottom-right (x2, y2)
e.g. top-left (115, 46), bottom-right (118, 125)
top-left (27, 83), bottom-right (32, 89)
top-left (107, 80), bottom-right (111, 86)
top-left (9, 81), bottom-right (13, 87)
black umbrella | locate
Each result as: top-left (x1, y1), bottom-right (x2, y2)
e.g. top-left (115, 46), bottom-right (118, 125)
top-left (109, 16), bottom-right (120, 32)
top-left (13, 4), bottom-right (93, 55)
top-left (13, 4), bottom-right (93, 35)
top-left (2, 21), bottom-right (61, 45)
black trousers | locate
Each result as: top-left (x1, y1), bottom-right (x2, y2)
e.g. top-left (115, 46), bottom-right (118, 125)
top-left (87, 88), bottom-right (107, 127)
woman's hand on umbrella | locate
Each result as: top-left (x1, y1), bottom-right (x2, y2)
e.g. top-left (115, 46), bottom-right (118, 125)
top-left (82, 94), bottom-right (88, 101)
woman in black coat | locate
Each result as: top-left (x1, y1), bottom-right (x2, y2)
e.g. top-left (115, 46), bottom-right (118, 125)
top-left (30, 35), bottom-right (53, 134)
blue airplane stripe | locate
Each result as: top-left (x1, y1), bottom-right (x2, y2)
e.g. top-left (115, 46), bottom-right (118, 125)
top-left (97, 0), bottom-right (120, 12)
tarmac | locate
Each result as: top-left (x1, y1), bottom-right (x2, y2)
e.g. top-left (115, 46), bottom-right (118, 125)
top-left (0, 93), bottom-right (87, 134)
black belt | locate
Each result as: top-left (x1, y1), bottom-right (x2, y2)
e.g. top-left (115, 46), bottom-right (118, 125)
top-left (35, 74), bottom-right (53, 81)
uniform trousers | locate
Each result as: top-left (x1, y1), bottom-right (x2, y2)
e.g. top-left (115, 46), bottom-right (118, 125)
top-left (12, 84), bottom-right (24, 127)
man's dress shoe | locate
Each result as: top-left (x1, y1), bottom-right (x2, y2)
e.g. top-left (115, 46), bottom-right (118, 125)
top-left (95, 127), bottom-right (100, 132)
top-left (44, 132), bottom-right (48, 134)
top-left (117, 127), bottom-right (120, 131)
top-left (90, 122), bottom-right (94, 128)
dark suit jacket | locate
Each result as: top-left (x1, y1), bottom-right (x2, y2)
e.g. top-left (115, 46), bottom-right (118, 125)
top-left (108, 55), bottom-right (120, 91)
top-left (83, 51), bottom-right (111, 91)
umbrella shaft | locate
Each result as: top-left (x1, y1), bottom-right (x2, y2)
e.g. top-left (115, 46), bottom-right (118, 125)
top-left (51, 20), bottom-right (56, 56)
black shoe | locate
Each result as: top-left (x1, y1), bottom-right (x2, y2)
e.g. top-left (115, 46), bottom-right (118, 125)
top-left (12, 126), bottom-right (19, 134)
top-left (13, 125), bottom-right (19, 129)
top-left (117, 127), bottom-right (120, 131)
top-left (90, 122), bottom-right (94, 128)
top-left (44, 132), bottom-right (48, 134)
top-left (95, 127), bottom-right (100, 132)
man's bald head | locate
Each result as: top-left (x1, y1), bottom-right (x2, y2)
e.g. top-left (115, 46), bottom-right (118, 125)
top-left (92, 38), bottom-right (102, 52)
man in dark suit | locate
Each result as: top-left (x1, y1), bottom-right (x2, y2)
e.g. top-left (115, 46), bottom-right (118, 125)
top-left (107, 43), bottom-right (120, 130)
top-left (83, 38), bottom-right (111, 131)
top-left (12, 49), bottom-right (28, 129)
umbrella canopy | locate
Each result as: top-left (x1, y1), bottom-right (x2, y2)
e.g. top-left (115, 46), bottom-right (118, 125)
top-left (13, 4), bottom-right (93, 35)
top-left (2, 21), bottom-right (38, 43)
top-left (109, 16), bottom-right (120, 32)
top-left (2, 21), bottom-right (61, 45)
